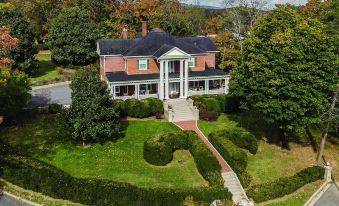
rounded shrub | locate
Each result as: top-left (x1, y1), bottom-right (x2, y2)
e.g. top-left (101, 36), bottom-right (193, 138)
top-left (126, 98), bottom-right (145, 118)
top-left (112, 99), bottom-right (127, 117)
top-left (145, 98), bottom-right (164, 117)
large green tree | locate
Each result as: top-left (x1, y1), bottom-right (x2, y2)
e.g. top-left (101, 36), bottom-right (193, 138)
top-left (69, 66), bottom-right (121, 145)
top-left (0, 68), bottom-right (30, 118)
top-left (49, 7), bottom-right (100, 66)
top-left (0, 10), bottom-right (37, 75)
top-left (230, 6), bottom-right (338, 148)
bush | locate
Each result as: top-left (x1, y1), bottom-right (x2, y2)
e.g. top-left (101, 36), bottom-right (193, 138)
top-left (247, 166), bottom-right (324, 202)
top-left (144, 132), bottom-right (224, 186)
top-left (199, 108), bottom-right (219, 121)
top-left (116, 98), bottom-right (164, 118)
top-left (144, 132), bottom-right (191, 166)
top-left (192, 94), bottom-right (241, 119)
top-left (0, 155), bottom-right (231, 206)
top-left (208, 133), bottom-right (248, 175)
top-left (48, 104), bottom-right (62, 114)
top-left (212, 128), bottom-right (258, 154)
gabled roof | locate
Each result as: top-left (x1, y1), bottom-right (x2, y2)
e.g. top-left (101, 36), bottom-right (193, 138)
top-left (97, 31), bottom-right (218, 57)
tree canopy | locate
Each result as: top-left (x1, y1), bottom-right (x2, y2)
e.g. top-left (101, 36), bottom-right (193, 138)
top-left (48, 7), bottom-right (100, 66)
top-left (230, 6), bottom-right (338, 147)
top-left (69, 66), bottom-right (121, 145)
top-left (0, 10), bottom-right (37, 75)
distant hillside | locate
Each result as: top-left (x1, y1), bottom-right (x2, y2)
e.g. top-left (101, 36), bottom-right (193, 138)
top-left (182, 3), bottom-right (223, 10)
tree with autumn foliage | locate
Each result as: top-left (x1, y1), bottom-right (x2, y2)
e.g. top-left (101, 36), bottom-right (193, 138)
top-left (214, 32), bottom-right (240, 70)
top-left (0, 26), bottom-right (30, 122)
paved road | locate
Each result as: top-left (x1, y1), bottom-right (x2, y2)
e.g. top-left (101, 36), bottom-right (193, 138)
top-left (0, 193), bottom-right (34, 206)
top-left (29, 84), bottom-right (71, 106)
top-left (314, 184), bottom-right (339, 206)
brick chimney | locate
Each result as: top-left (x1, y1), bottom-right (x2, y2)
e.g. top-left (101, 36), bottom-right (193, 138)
top-left (122, 26), bottom-right (128, 39)
top-left (141, 21), bottom-right (147, 37)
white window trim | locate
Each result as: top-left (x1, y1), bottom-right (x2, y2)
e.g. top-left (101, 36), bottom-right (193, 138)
top-left (138, 59), bottom-right (148, 70)
top-left (188, 57), bottom-right (196, 68)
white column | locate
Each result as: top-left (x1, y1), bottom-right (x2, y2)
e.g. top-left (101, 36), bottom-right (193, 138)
top-left (225, 77), bottom-right (229, 94)
top-left (159, 60), bottom-right (164, 100)
top-left (165, 60), bottom-right (169, 99)
top-left (184, 60), bottom-right (189, 98)
top-left (112, 85), bottom-right (116, 99)
top-left (205, 80), bottom-right (209, 94)
top-left (135, 84), bottom-right (139, 99)
top-left (180, 60), bottom-right (184, 98)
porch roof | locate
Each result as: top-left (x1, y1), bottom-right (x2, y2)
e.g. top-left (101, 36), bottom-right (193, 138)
top-left (106, 69), bottom-right (229, 83)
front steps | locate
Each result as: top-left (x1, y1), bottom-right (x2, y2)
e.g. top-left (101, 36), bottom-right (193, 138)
top-left (222, 172), bottom-right (252, 205)
top-left (164, 99), bottom-right (199, 122)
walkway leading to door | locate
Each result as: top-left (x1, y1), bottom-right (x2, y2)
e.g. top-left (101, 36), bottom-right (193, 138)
top-left (174, 120), bottom-right (231, 172)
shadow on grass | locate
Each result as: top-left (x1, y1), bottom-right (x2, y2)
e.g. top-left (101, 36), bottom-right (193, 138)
top-left (227, 111), bottom-right (282, 145)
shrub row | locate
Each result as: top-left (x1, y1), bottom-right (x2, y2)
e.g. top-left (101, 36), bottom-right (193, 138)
top-left (247, 166), bottom-right (324, 203)
top-left (144, 132), bottom-right (224, 187)
top-left (0, 155), bottom-right (231, 206)
top-left (209, 133), bottom-right (248, 176)
top-left (192, 94), bottom-right (241, 113)
top-left (113, 98), bottom-right (163, 118)
top-left (211, 128), bottom-right (258, 154)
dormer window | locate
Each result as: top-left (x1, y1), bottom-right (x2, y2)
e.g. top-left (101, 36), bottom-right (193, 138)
top-left (138, 59), bottom-right (149, 70)
top-left (188, 57), bottom-right (196, 68)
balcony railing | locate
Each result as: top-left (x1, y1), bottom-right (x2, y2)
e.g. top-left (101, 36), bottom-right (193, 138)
top-left (209, 88), bottom-right (225, 95)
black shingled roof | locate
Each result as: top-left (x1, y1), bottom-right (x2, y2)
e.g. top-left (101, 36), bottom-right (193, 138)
top-left (98, 31), bottom-right (218, 57)
top-left (106, 69), bottom-right (228, 82)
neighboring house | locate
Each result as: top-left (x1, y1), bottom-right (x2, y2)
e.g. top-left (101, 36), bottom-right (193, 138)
top-left (97, 22), bottom-right (229, 100)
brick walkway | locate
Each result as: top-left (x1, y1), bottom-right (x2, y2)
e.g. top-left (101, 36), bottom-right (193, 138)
top-left (174, 121), bottom-right (231, 173)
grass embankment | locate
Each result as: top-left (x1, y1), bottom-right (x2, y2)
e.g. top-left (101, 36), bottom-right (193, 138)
top-left (0, 115), bottom-right (208, 189)
top-left (30, 52), bottom-right (76, 86)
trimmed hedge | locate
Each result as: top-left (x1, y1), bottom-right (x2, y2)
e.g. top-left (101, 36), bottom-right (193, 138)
top-left (144, 132), bottom-right (191, 166)
top-left (144, 132), bottom-right (224, 187)
top-left (0, 155), bottom-right (231, 206)
top-left (208, 133), bottom-right (248, 175)
top-left (113, 98), bottom-right (163, 118)
top-left (192, 94), bottom-right (241, 114)
top-left (247, 166), bottom-right (324, 203)
top-left (212, 128), bottom-right (258, 154)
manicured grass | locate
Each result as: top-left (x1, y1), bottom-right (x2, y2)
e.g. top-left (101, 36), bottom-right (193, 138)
top-left (0, 115), bottom-right (208, 189)
top-left (259, 180), bottom-right (323, 206)
top-left (198, 114), bottom-right (319, 184)
top-left (30, 52), bottom-right (62, 82)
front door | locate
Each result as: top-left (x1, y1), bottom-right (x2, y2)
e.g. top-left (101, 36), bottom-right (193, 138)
top-left (169, 82), bottom-right (180, 99)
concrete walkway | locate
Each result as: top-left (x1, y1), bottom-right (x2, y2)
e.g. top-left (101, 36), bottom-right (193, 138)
top-left (174, 120), bottom-right (231, 173)
top-left (0, 191), bottom-right (40, 206)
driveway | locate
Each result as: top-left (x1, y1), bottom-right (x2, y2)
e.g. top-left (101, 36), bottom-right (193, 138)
top-left (29, 82), bottom-right (72, 106)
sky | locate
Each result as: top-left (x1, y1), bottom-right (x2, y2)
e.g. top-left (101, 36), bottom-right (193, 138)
top-left (183, 0), bottom-right (309, 9)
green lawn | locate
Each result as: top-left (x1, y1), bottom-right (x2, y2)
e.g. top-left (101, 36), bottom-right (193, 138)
top-left (198, 114), bottom-right (317, 184)
top-left (0, 115), bottom-right (208, 189)
top-left (30, 53), bottom-right (63, 82)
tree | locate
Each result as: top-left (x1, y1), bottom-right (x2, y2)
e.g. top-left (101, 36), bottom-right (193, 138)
top-left (0, 26), bottom-right (19, 67)
top-left (230, 6), bottom-right (338, 148)
top-left (10, 0), bottom-right (61, 42)
top-left (69, 66), bottom-right (121, 145)
top-left (214, 32), bottom-right (240, 70)
top-left (0, 10), bottom-right (37, 75)
top-left (49, 7), bottom-right (100, 66)
top-left (0, 68), bottom-right (31, 119)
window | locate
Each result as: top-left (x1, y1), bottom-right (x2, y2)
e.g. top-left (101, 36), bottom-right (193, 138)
top-left (140, 84), bottom-right (151, 91)
top-left (188, 57), bottom-right (196, 67)
top-left (115, 86), bottom-right (120, 94)
top-left (138, 59), bottom-right (148, 70)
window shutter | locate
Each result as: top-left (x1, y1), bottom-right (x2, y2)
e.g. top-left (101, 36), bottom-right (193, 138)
top-left (147, 59), bottom-right (149, 69)
top-left (194, 57), bottom-right (197, 67)
top-left (137, 59), bottom-right (140, 70)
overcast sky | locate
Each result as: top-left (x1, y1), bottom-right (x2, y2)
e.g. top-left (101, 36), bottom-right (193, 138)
top-left (183, 0), bottom-right (309, 9)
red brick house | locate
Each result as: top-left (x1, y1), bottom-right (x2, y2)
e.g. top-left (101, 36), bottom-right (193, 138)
top-left (97, 23), bottom-right (229, 100)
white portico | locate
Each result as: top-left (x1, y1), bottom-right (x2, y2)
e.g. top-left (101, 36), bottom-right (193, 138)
top-left (157, 47), bottom-right (191, 100)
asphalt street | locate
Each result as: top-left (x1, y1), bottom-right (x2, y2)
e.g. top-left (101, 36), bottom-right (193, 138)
top-left (29, 84), bottom-right (71, 106)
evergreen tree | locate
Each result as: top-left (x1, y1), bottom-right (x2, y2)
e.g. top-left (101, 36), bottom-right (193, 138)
top-left (230, 6), bottom-right (338, 148)
top-left (49, 7), bottom-right (100, 66)
top-left (69, 66), bottom-right (121, 145)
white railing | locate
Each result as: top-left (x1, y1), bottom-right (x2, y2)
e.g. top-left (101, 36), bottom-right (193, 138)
top-left (139, 94), bottom-right (158, 100)
top-left (188, 90), bottom-right (204, 96)
top-left (115, 95), bottom-right (136, 100)
top-left (209, 88), bottom-right (225, 95)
